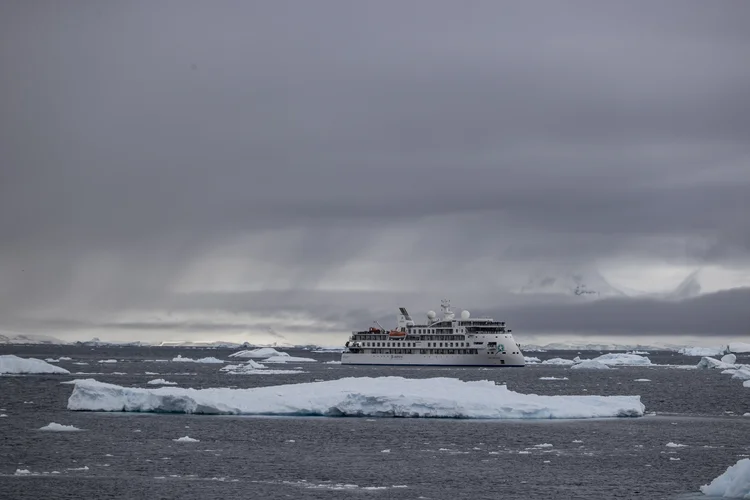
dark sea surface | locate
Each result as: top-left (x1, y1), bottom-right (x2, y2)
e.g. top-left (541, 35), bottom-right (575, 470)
top-left (1, 346), bottom-right (748, 499)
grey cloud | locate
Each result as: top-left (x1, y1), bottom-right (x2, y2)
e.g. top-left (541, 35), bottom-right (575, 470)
top-left (1, 1), bottom-right (749, 340)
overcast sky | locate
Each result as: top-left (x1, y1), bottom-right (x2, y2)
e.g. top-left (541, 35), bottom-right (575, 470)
top-left (1, 1), bottom-right (749, 345)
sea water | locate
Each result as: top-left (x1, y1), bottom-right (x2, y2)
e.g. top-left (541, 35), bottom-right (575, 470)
top-left (1, 346), bottom-right (748, 499)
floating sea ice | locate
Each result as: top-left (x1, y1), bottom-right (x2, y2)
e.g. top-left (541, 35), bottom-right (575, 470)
top-left (263, 355), bottom-right (317, 363)
top-left (146, 379), bottom-right (178, 386)
top-left (571, 360), bottom-right (611, 370)
top-left (172, 355), bottom-right (224, 364)
top-left (66, 376), bottom-right (645, 419)
top-left (173, 436), bottom-right (200, 443)
top-left (721, 353), bottom-right (737, 365)
top-left (588, 353), bottom-right (651, 366)
top-left (220, 359), bottom-right (303, 375)
top-left (541, 358), bottom-right (575, 365)
top-left (0, 355), bottom-right (70, 374)
top-left (700, 458), bottom-right (750, 498)
top-left (228, 348), bottom-right (285, 359)
top-left (678, 346), bottom-right (723, 356)
top-left (39, 422), bottom-right (83, 431)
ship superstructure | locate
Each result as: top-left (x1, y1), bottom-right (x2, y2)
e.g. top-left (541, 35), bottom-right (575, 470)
top-left (341, 300), bottom-right (525, 366)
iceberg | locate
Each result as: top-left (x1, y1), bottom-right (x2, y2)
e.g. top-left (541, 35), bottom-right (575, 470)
top-left (66, 376), bottom-right (645, 419)
top-left (0, 355), bottom-right (71, 374)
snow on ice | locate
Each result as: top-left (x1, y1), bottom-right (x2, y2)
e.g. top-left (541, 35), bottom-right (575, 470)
top-left (66, 376), bottom-right (645, 419)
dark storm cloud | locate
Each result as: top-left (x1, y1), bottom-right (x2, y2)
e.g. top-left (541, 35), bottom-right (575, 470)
top-left (1, 1), bottom-right (749, 339)
top-left (479, 287), bottom-right (750, 337)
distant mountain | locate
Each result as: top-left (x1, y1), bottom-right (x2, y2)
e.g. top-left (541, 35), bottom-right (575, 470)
top-left (521, 341), bottom-right (665, 351)
top-left (0, 333), bottom-right (67, 345)
top-left (663, 269), bottom-right (702, 300)
top-left (75, 338), bottom-right (150, 347)
top-left (518, 266), bottom-right (626, 298)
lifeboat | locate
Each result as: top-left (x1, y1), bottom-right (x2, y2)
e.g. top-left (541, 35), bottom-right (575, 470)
top-left (388, 330), bottom-right (406, 338)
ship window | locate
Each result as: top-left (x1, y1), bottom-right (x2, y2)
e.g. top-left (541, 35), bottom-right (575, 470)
top-left (439, 343), bottom-right (443, 347)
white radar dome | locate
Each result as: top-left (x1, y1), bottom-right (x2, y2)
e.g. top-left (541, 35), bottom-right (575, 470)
top-left (461, 310), bottom-right (470, 320)
top-left (427, 310), bottom-right (437, 319)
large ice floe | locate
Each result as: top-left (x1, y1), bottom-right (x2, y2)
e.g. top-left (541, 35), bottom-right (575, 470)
top-left (0, 355), bottom-right (71, 374)
top-left (700, 458), bottom-right (750, 498)
top-left (66, 376), bottom-right (645, 418)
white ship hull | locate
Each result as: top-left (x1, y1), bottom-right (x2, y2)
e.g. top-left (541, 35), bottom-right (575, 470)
top-left (341, 301), bottom-right (526, 367)
top-left (341, 351), bottom-right (525, 367)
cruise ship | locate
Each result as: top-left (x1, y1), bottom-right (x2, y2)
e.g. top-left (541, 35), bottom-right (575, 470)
top-left (341, 300), bottom-right (525, 366)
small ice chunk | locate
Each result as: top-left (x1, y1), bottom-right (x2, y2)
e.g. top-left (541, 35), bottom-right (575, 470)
top-left (665, 442), bottom-right (687, 448)
top-left (39, 422), bottom-right (83, 431)
top-left (721, 353), bottom-right (737, 365)
top-left (173, 436), bottom-right (200, 443)
top-left (146, 379), bottom-right (178, 386)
